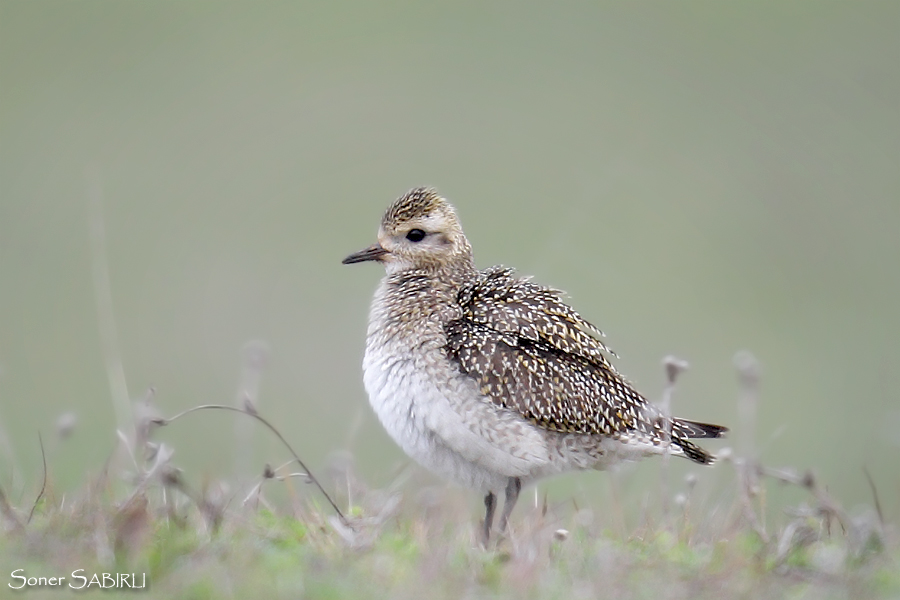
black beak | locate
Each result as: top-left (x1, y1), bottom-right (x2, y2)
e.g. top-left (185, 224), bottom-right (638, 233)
top-left (342, 243), bottom-right (389, 264)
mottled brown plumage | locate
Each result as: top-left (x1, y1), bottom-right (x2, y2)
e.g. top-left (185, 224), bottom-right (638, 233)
top-left (446, 264), bottom-right (724, 464)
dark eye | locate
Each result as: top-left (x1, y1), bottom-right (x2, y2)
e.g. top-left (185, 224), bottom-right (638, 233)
top-left (406, 229), bottom-right (426, 242)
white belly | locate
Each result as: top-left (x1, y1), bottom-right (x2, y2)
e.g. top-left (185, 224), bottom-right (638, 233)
top-left (362, 342), bottom-right (552, 493)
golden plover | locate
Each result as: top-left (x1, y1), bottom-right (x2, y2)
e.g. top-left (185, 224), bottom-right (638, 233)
top-left (343, 187), bottom-right (726, 543)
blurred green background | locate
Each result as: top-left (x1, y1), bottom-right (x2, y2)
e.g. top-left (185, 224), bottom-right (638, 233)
top-left (1, 2), bottom-right (898, 521)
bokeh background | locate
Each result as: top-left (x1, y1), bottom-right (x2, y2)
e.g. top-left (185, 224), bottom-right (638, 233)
top-left (2, 2), bottom-right (898, 521)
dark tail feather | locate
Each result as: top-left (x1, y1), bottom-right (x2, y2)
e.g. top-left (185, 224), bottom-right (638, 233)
top-left (674, 439), bottom-right (717, 465)
top-left (673, 418), bottom-right (728, 439)
top-left (671, 418), bottom-right (727, 465)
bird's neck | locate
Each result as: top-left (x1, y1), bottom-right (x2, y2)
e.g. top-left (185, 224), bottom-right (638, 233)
top-left (368, 259), bottom-right (475, 348)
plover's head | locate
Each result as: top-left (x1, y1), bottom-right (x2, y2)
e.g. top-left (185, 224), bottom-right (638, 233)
top-left (343, 187), bottom-right (473, 274)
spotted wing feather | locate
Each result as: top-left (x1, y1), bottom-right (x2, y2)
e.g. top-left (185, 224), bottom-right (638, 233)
top-left (445, 267), bottom-right (724, 463)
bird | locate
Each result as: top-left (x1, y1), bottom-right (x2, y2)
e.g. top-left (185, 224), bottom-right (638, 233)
top-left (342, 187), bottom-right (726, 544)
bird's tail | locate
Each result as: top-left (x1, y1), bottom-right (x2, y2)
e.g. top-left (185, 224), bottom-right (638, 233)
top-left (671, 418), bottom-right (728, 465)
top-left (673, 418), bottom-right (728, 439)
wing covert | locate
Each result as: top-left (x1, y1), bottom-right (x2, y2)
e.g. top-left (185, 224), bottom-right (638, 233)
top-left (445, 267), bottom-right (654, 437)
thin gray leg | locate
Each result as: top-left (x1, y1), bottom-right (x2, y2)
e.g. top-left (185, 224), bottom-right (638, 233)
top-left (499, 477), bottom-right (521, 533)
top-left (482, 492), bottom-right (496, 545)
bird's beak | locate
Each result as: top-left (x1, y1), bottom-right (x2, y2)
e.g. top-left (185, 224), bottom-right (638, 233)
top-left (342, 243), bottom-right (390, 264)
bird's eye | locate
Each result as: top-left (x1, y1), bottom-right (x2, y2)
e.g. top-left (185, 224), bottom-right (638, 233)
top-left (406, 229), bottom-right (427, 242)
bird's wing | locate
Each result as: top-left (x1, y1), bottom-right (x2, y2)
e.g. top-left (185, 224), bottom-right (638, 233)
top-left (445, 267), bottom-right (723, 461)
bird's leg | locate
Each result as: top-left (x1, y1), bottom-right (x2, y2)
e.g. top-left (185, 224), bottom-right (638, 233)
top-left (482, 492), bottom-right (496, 545)
top-left (499, 477), bottom-right (522, 533)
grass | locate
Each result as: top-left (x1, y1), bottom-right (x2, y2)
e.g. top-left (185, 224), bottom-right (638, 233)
top-left (0, 350), bottom-right (896, 599)
top-left (1, 479), bottom-right (896, 600)
top-left (0, 390), bottom-right (897, 600)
